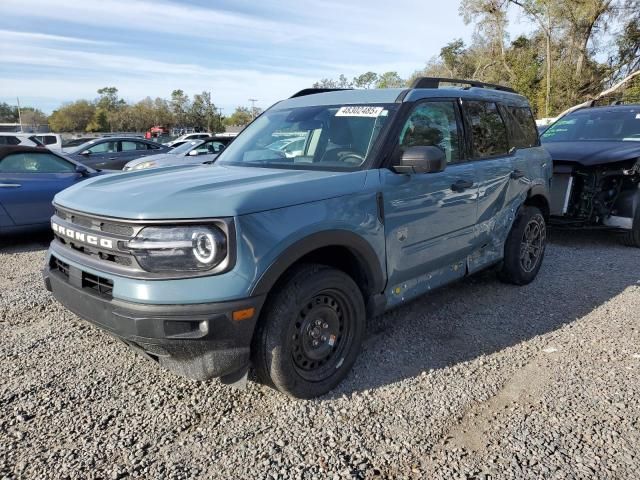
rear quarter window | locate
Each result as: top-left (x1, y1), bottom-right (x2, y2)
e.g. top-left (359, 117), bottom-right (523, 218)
top-left (501, 105), bottom-right (539, 148)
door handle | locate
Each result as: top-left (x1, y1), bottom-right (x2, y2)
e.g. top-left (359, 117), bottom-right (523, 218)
top-left (511, 169), bottom-right (525, 180)
top-left (108, 157), bottom-right (117, 160)
top-left (0, 183), bottom-right (21, 188)
top-left (451, 179), bottom-right (474, 192)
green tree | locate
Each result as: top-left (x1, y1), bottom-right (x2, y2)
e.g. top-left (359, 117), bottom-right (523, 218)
top-left (224, 106), bottom-right (253, 127)
top-left (170, 89), bottom-right (191, 127)
top-left (0, 102), bottom-right (17, 122)
top-left (48, 100), bottom-right (96, 132)
top-left (353, 72), bottom-right (379, 89)
top-left (375, 72), bottom-right (405, 88)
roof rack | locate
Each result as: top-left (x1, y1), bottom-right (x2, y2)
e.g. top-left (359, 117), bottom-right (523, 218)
top-left (411, 77), bottom-right (516, 94)
top-left (290, 88), bottom-right (352, 99)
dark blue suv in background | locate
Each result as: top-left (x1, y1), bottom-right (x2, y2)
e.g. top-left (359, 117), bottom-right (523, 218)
top-left (45, 77), bottom-right (552, 398)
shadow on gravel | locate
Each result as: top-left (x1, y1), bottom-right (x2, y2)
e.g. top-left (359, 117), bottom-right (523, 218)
top-left (0, 231), bottom-right (52, 254)
top-left (327, 229), bottom-right (640, 398)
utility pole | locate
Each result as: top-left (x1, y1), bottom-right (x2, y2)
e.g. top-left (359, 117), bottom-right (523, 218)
top-left (16, 97), bottom-right (23, 133)
top-left (216, 107), bottom-right (224, 133)
top-left (248, 98), bottom-right (258, 119)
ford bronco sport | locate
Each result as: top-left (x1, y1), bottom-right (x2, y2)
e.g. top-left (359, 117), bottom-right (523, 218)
top-left (44, 78), bottom-right (552, 398)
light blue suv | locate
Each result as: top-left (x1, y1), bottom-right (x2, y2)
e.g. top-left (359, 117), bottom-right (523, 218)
top-left (44, 78), bottom-right (552, 398)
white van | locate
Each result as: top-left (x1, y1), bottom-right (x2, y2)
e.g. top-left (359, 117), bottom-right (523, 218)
top-left (33, 133), bottom-right (64, 151)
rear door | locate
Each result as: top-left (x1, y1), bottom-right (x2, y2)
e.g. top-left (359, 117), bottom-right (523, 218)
top-left (462, 100), bottom-right (524, 273)
top-left (0, 151), bottom-right (80, 225)
top-left (382, 99), bottom-right (478, 302)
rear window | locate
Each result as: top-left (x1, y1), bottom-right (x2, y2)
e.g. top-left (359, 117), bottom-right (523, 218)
top-left (501, 105), bottom-right (539, 148)
top-left (464, 101), bottom-right (509, 158)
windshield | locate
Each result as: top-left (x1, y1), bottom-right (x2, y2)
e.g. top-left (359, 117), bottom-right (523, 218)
top-left (541, 107), bottom-right (640, 143)
top-left (170, 140), bottom-right (204, 155)
top-left (217, 104), bottom-right (396, 171)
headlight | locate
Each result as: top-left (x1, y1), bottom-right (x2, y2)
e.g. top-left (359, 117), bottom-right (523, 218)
top-left (133, 161), bottom-right (157, 170)
top-left (127, 225), bottom-right (227, 272)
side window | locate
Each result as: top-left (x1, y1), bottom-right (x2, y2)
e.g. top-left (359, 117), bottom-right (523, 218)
top-left (464, 101), bottom-right (509, 158)
top-left (87, 141), bottom-right (117, 154)
top-left (36, 135), bottom-right (57, 145)
top-left (0, 136), bottom-right (21, 145)
top-left (120, 141), bottom-right (148, 151)
top-left (399, 101), bottom-right (462, 164)
top-left (502, 105), bottom-right (539, 148)
top-left (0, 152), bottom-right (75, 173)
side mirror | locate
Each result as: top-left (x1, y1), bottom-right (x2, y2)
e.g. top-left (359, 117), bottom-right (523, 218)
top-left (393, 146), bottom-right (447, 174)
top-left (80, 150), bottom-right (91, 156)
top-left (75, 164), bottom-right (89, 176)
top-left (188, 150), bottom-right (199, 156)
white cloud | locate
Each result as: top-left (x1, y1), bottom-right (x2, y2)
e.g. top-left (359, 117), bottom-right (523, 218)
top-left (0, 0), bottom-right (491, 112)
top-left (0, 29), bottom-right (114, 46)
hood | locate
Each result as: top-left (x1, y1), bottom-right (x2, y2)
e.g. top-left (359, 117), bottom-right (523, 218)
top-left (542, 141), bottom-right (640, 167)
top-left (124, 153), bottom-right (177, 169)
top-left (54, 164), bottom-right (368, 219)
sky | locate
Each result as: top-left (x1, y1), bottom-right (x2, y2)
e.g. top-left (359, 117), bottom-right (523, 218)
top-left (0, 0), bottom-right (534, 116)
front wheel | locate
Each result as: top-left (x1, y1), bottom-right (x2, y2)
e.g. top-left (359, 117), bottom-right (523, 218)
top-left (252, 264), bottom-right (365, 398)
top-left (498, 206), bottom-right (547, 285)
top-left (621, 208), bottom-right (640, 248)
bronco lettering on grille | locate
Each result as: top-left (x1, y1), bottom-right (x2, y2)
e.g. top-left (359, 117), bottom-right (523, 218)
top-left (52, 222), bottom-right (114, 249)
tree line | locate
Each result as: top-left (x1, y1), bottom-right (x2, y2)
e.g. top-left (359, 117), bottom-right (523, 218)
top-left (315, 0), bottom-right (640, 117)
top-left (0, 88), bottom-right (260, 133)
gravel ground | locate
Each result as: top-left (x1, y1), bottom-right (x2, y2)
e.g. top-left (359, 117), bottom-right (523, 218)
top-left (0, 230), bottom-right (639, 479)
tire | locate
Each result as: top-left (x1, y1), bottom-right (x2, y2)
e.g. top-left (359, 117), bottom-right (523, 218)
top-left (498, 206), bottom-right (547, 285)
top-left (252, 264), bottom-right (365, 399)
top-left (621, 208), bottom-right (640, 248)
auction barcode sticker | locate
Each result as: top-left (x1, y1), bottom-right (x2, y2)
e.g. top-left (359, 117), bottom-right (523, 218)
top-left (336, 106), bottom-right (384, 117)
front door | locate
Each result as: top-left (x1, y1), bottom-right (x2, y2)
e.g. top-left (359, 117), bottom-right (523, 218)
top-left (0, 151), bottom-right (80, 225)
top-left (381, 100), bottom-right (478, 306)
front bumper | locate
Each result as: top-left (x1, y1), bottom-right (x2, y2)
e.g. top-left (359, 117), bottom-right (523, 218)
top-left (44, 259), bottom-right (265, 381)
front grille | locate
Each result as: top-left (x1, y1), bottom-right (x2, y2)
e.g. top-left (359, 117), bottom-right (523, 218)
top-left (53, 206), bottom-right (139, 271)
top-left (82, 272), bottom-right (114, 298)
top-left (55, 207), bottom-right (135, 236)
top-left (50, 256), bottom-right (69, 278)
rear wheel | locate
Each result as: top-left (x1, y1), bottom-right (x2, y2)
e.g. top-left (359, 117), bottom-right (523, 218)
top-left (498, 206), bottom-right (547, 285)
top-left (252, 264), bottom-right (365, 398)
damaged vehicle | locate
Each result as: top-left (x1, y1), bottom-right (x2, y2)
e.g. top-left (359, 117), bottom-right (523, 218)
top-left (541, 104), bottom-right (640, 246)
top-left (44, 78), bottom-right (551, 398)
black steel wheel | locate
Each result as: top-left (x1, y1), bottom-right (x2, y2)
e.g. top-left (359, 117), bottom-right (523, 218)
top-left (252, 264), bottom-right (365, 398)
top-left (499, 206), bottom-right (547, 285)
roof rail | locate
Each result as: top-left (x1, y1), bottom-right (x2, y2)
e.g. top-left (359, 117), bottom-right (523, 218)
top-left (411, 77), bottom-right (516, 94)
top-left (289, 88), bottom-right (352, 98)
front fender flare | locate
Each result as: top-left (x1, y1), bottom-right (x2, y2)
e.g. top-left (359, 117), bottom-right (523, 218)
top-left (250, 229), bottom-right (385, 298)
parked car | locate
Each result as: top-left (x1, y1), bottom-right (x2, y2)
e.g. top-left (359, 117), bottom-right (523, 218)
top-left (541, 103), bottom-right (640, 247)
top-left (164, 133), bottom-right (211, 148)
top-left (123, 136), bottom-right (232, 171)
top-left (0, 146), bottom-right (103, 234)
top-left (65, 137), bottom-right (171, 170)
top-left (266, 137), bottom-right (306, 158)
top-left (44, 77), bottom-right (551, 398)
top-left (34, 133), bottom-right (64, 151)
top-left (0, 132), bottom-right (45, 147)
